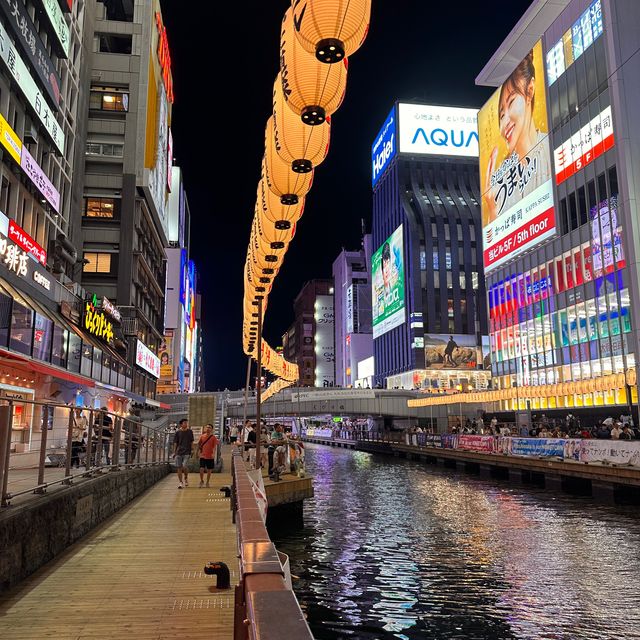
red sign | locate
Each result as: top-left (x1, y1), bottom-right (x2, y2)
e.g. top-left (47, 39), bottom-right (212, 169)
top-left (483, 207), bottom-right (555, 271)
top-left (155, 12), bottom-right (174, 104)
top-left (8, 220), bottom-right (46, 265)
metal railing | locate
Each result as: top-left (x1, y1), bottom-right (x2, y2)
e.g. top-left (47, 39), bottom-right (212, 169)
top-left (0, 399), bottom-right (171, 507)
top-left (231, 449), bottom-right (313, 640)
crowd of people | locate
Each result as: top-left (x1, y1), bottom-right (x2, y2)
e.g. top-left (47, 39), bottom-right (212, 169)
top-left (437, 413), bottom-right (640, 440)
top-left (69, 407), bottom-right (144, 468)
top-left (171, 418), bottom-right (305, 489)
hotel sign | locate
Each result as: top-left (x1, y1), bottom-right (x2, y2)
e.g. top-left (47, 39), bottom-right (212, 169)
top-left (0, 19), bottom-right (65, 154)
top-left (0, 0), bottom-right (61, 107)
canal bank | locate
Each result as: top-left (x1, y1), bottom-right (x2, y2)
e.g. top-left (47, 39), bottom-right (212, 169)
top-left (274, 442), bottom-right (640, 640)
top-left (303, 434), bottom-right (640, 506)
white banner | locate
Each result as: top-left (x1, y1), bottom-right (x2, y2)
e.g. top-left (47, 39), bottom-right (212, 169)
top-left (293, 389), bottom-right (376, 402)
top-left (576, 439), bottom-right (640, 467)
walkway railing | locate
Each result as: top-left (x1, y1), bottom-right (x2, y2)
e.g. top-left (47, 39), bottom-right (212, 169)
top-left (0, 399), bottom-right (170, 507)
top-left (231, 449), bottom-right (312, 640)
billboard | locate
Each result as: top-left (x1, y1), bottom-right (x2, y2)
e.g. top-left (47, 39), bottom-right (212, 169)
top-left (397, 104), bottom-right (479, 158)
top-left (479, 40), bottom-right (555, 273)
top-left (371, 106), bottom-right (396, 187)
top-left (424, 334), bottom-right (480, 370)
top-left (372, 224), bottom-right (405, 338)
top-left (159, 329), bottom-right (174, 379)
top-left (314, 294), bottom-right (335, 387)
top-left (136, 340), bottom-right (160, 378)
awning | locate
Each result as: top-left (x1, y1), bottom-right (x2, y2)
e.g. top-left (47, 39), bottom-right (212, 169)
top-left (0, 346), bottom-right (95, 387)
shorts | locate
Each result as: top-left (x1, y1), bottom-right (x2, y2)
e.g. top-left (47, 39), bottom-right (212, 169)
top-left (230, 436), bottom-right (237, 443)
top-left (200, 458), bottom-right (214, 469)
top-left (174, 454), bottom-right (190, 468)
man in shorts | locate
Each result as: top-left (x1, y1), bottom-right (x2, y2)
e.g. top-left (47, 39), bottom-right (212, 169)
top-left (197, 423), bottom-right (219, 488)
top-left (173, 418), bottom-right (194, 489)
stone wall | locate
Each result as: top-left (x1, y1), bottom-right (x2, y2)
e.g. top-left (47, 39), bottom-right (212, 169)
top-left (0, 464), bottom-right (170, 593)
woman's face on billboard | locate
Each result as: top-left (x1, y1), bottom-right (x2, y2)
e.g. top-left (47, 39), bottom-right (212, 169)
top-left (498, 81), bottom-right (533, 155)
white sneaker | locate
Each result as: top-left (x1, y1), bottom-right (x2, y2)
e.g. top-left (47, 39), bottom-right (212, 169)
top-left (199, 481), bottom-right (204, 488)
top-left (184, 479), bottom-right (188, 487)
top-left (178, 482), bottom-right (183, 489)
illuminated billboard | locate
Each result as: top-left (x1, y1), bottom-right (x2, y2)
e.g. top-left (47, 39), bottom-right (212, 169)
top-left (479, 40), bottom-right (555, 273)
top-left (372, 224), bottom-right (405, 338)
top-left (424, 334), bottom-right (480, 370)
top-left (371, 106), bottom-right (396, 187)
top-left (397, 104), bottom-right (479, 158)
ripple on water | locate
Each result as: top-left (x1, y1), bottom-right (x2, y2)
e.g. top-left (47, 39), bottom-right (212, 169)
top-left (272, 444), bottom-right (640, 640)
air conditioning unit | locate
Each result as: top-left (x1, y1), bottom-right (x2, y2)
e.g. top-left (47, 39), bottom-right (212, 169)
top-left (24, 120), bottom-right (38, 144)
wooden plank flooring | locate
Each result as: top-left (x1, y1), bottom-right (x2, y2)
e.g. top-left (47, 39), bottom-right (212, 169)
top-left (0, 450), bottom-right (238, 640)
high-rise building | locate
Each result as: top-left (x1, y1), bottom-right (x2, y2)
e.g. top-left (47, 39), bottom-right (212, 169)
top-left (476, 0), bottom-right (637, 418)
top-left (371, 101), bottom-right (490, 390)
top-left (76, 0), bottom-right (173, 399)
top-left (332, 233), bottom-right (373, 387)
top-left (282, 279), bottom-right (334, 387)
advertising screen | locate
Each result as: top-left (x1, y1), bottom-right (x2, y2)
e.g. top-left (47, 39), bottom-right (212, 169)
top-left (424, 334), bottom-right (480, 370)
top-left (397, 104), bottom-right (479, 158)
top-left (372, 225), bottom-right (405, 338)
top-left (314, 294), bottom-right (335, 387)
top-left (479, 40), bottom-right (555, 273)
top-left (371, 106), bottom-right (396, 187)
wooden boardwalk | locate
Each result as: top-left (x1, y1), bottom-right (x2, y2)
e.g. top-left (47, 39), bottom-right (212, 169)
top-left (0, 449), bottom-right (238, 640)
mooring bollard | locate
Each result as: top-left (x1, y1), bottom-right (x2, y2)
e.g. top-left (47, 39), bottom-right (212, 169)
top-left (204, 561), bottom-right (231, 589)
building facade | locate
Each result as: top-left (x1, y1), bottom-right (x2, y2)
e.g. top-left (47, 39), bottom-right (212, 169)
top-left (282, 279), bottom-right (334, 387)
top-left (371, 102), bottom-right (489, 391)
top-left (75, 0), bottom-right (174, 399)
top-left (332, 233), bottom-right (373, 387)
top-left (476, 0), bottom-right (638, 417)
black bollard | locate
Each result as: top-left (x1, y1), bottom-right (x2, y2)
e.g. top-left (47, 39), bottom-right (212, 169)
top-left (204, 561), bottom-right (231, 589)
top-left (219, 486), bottom-right (231, 497)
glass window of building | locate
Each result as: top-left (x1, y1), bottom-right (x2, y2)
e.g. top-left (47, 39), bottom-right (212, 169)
top-left (0, 292), bottom-right (10, 348)
top-left (81, 342), bottom-right (93, 377)
top-left (51, 325), bottom-right (68, 368)
top-left (32, 314), bottom-right (53, 362)
top-left (84, 197), bottom-right (118, 218)
top-left (83, 252), bottom-right (112, 273)
top-left (9, 302), bottom-right (33, 356)
top-left (68, 333), bottom-right (81, 373)
top-left (89, 89), bottom-right (129, 112)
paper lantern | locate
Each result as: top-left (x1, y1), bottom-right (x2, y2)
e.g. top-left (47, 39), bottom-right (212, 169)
top-left (615, 372), bottom-right (626, 389)
top-left (626, 368), bottom-right (637, 386)
top-left (263, 124), bottom-right (314, 204)
top-left (291, 0), bottom-right (371, 63)
top-left (254, 212), bottom-right (296, 249)
top-left (272, 74), bottom-right (331, 172)
top-left (280, 8), bottom-right (348, 125)
top-left (257, 178), bottom-right (305, 227)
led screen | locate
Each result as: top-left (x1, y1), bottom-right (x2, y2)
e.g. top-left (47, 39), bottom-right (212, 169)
top-left (372, 225), bottom-right (405, 338)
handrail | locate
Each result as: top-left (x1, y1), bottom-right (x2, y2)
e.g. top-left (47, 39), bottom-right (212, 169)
top-left (0, 398), bottom-right (171, 507)
top-left (231, 449), bottom-right (312, 640)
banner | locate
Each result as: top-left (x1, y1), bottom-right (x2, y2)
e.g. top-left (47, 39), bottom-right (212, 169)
top-left (576, 440), bottom-right (640, 467)
top-left (508, 437), bottom-right (565, 457)
top-left (247, 469), bottom-right (268, 523)
top-left (457, 435), bottom-right (496, 453)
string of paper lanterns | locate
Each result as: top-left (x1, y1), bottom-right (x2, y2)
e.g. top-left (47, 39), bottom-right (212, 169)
top-left (242, 0), bottom-right (372, 385)
top-left (407, 371), bottom-right (636, 408)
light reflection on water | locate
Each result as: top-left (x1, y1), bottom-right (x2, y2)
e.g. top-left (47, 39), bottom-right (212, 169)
top-left (272, 444), bottom-right (640, 640)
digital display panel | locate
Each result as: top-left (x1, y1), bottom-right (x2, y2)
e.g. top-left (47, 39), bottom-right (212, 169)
top-left (372, 225), bottom-right (405, 338)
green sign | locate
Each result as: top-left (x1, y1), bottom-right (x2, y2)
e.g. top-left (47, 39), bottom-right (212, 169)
top-left (372, 224), bottom-right (405, 338)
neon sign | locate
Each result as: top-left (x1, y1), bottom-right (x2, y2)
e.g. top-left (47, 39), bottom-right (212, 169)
top-left (155, 12), bottom-right (174, 104)
top-left (84, 297), bottom-right (114, 345)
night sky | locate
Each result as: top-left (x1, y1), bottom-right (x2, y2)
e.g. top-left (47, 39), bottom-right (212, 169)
top-left (162, 0), bottom-right (533, 390)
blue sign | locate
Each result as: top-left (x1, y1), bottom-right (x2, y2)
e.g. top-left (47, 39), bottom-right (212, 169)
top-left (371, 106), bottom-right (397, 188)
top-left (510, 438), bottom-right (565, 457)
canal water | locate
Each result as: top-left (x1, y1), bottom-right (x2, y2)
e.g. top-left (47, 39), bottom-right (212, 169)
top-left (272, 443), bottom-right (640, 640)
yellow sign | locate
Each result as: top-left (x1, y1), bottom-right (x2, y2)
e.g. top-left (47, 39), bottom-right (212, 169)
top-left (84, 300), bottom-right (114, 345)
top-left (0, 113), bottom-right (22, 165)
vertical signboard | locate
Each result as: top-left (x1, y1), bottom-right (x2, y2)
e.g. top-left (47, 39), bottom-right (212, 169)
top-left (372, 224), bottom-right (406, 338)
top-left (371, 106), bottom-right (396, 187)
top-left (314, 294), bottom-right (335, 387)
top-left (346, 284), bottom-right (354, 334)
top-left (479, 40), bottom-right (555, 273)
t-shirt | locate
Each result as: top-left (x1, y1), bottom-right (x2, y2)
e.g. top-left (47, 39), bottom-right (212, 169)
top-left (198, 433), bottom-right (219, 460)
top-left (174, 428), bottom-right (194, 455)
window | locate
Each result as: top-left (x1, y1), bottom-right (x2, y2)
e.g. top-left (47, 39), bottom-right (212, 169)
top-left (84, 197), bottom-right (118, 218)
top-left (83, 252), bottom-right (112, 273)
top-left (86, 142), bottom-right (124, 157)
top-left (98, 34), bottom-right (132, 54)
top-left (89, 90), bottom-right (129, 112)
top-left (10, 302), bottom-right (33, 356)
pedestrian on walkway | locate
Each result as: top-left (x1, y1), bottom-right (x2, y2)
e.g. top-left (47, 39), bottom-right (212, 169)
top-left (71, 408), bottom-right (88, 468)
top-left (197, 423), bottom-right (219, 488)
top-left (229, 423), bottom-right (239, 445)
top-left (173, 418), bottom-right (194, 489)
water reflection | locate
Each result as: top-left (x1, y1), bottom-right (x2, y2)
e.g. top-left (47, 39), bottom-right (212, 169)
top-left (272, 444), bottom-right (640, 640)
